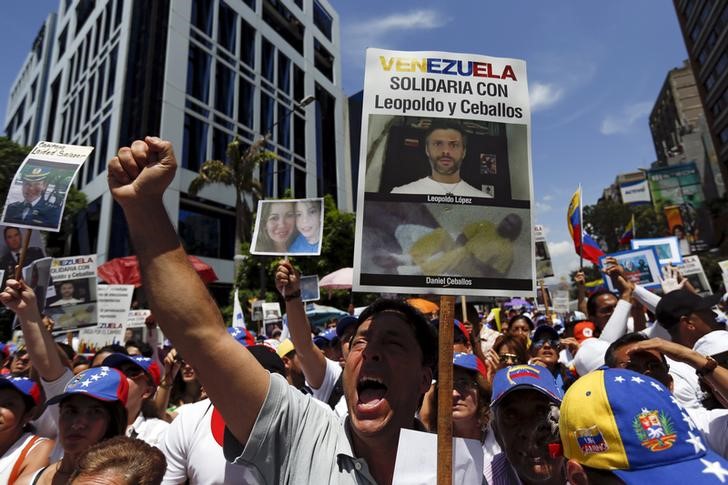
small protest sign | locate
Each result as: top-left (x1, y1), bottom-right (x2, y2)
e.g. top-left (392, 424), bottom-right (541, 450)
top-left (78, 284), bottom-right (133, 353)
top-left (535, 225), bottom-right (554, 279)
top-left (1, 142), bottom-right (92, 232)
top-left (631, 236), bottom-right (682, 266)
top-left (353, 48), bottom-right (534, 297)
top-left (44, 255), bottom-right (98, 331)
top-left (13, 257), bottom-right (53, 328)
top-left (599, 248), bottom-right (661, 292)
top-left (553, 291), bottom-right (569, 314)
top-left (680, 255), bottom-right (712, 296)
top-left (126, 309), bottom-right (152, 342)
top-left (300, 275), bottom-right (320, 302)
top-left (250, 198), bottom-right (324, 256)
top-left (0, 225), bottom-right (46, 285)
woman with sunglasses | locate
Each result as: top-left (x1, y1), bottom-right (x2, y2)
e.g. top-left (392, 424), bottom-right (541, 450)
top-left (528, 326), bottom-right (576, 392)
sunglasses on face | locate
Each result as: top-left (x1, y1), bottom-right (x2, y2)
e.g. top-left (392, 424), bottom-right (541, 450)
top-left (498, 353), bottom-right (520, 364)
top-left (532, 339), bottom-right (559, 350)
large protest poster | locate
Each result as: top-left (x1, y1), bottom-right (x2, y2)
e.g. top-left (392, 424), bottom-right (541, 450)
top-left (353, 49), bottom-right (533, 296)
top-left (534, 225), bottom-right (554, 279)
top-left (78, 285), bottom-right (133, 353)
top-left (1, 142), bottom-right (92, 232)
top-left (44, 255), bottom-right (98, 330)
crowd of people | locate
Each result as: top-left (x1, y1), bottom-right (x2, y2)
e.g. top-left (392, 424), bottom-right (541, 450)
top-left (0, 136), bottom-right (726, 483)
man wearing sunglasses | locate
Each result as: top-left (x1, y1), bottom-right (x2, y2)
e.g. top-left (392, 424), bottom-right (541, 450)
top-left (528, 326), bottom-right (576, 393)
top-left (103, 354), bottom-right (169, 447)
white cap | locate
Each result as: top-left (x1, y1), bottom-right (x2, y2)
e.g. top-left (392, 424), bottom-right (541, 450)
top-left (693, 330), bottom-right (728, 356)
top-left (573, 338), bottom-right (610, 377)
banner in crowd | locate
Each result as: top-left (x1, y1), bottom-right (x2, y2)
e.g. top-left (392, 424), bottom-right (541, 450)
top-left (250, 198), bottom-right (324, 256)
top-left (647, 163), bottom-right (712, 251)
top-left (126, 309), bottom-right (152, 342)
top-left (353, 48), bottom-right (534, 296)
top-left (78, 284), bottom-right (134, 353)
top-left (1, 142), bottom-right (92, 232)
top-left (631, 237), bottom-right (682, 266)
top-left (44, 255), bottom-right (98, 331)
top-left (553, 291), bottom-right (569, 313)
top-left (534, 225), bottom-right (554, 279)
top-left (300, 275), bottom-right (321, 302)
top-left (0, 225), bottom-right (46, 285)
top-left (599, 248), bottom-right (661, 292)
top-left (680, 255), bottom-right (712, 296)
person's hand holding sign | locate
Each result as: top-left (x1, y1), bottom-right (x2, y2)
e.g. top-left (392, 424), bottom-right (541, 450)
top-left (275, 260), bottom-right (301, 300)
top-left (0, 279), bottom-right (40, 322)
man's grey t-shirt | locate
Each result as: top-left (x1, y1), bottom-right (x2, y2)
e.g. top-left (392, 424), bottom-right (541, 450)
top-left (223, 373), bottom-right (378, 484)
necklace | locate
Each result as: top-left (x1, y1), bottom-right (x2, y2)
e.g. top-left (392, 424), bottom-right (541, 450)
top-left (431, 178), bottom-right (461, 195)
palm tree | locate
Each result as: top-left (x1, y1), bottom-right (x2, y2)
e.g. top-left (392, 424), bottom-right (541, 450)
top-left (188, 136), bottom-right (277, 249)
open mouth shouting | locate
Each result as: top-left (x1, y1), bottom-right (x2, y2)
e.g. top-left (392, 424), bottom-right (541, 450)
top-left (356, 375), bottom-right (388, 416)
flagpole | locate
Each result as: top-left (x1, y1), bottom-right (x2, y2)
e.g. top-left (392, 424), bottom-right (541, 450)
top-left (578, 184), bottom-right (584, 270)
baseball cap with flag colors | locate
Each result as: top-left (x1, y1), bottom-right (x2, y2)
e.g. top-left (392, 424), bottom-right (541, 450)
top-left (559, 368), bottom-right (728, 483)
top-left (47, 366), bottom-right (129, 405)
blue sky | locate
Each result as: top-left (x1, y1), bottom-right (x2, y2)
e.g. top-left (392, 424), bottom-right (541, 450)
top-left (1, 1), bottom-right (689, 283)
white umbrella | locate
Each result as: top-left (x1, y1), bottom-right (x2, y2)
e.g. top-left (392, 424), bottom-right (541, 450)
top-left (319, 267), bottom-right (353, 290)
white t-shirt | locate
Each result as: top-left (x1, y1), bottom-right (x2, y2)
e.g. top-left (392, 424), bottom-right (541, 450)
top-left (686, 406), bottom-right (728, 458)
top-left (35, 368), bottom-right (75, 463)
top-left (391, 176), bottom-right (490, 197)
top-left (310, 358), bottom-right (347, 418)
top-left (160, 398), bottom-right (258, 484)
top-left (668, 358), bottom-right (706, 410)
top-left (0, 432), bottom-right (49, 483)
top-left (128, 413), bottom-right (169, 448)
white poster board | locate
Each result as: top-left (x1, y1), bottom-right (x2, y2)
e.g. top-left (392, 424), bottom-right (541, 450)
top-left (126, 309), bottom-right (152, 342)
top-left (680, 255), bottom-right (712, 296)
top-left (353, 48), bottom-right (534, 297)
top-left (534, 224), bottom-right (554, 279)
top-left (78, 284), bottom-right (134, 353)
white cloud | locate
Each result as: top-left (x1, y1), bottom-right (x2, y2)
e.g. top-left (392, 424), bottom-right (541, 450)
top-left (536, 200), bottom-right (553, 215)
top-left (600, 101), bottom-right (652, 135)
top-left (543, 194), bottom-right (554, 202)
top-left (529, 82), bottom-right (564, 112)
top-left (548, 240), bottom-right (573, 258)
top-left (349, 9), bottom-right (445, 36)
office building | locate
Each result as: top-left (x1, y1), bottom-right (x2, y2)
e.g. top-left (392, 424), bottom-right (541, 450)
top-left (4, 0), bottom-right (350, 299)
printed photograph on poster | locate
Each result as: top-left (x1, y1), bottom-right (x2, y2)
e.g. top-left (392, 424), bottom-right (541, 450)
top-left (599, 248), bottom-right (661, 292)
top-left (262, 302), bottom-right (283, 337)
top-left (536, 287), bottom-right (552, 309)
top-left (353, 48), bottom-right (533, 297)
top-left (0, 225), bottom-right (46, 284)
top-left (13, 258), bottom-right (53, 328)
top-left (1, 142), bottom-right (92, 232)
top-left (250, 198), bottom-right (324, 256)
top-left (358, 201), bottom-right (532, 292)
top-left (126, 309), bottom-right (152, 343)
top-left (300, 275), bottom-right (320, 302)
top-left (679, 255), bottom-right (712, 296)
top-left (631, 237), bottom-right (682, 266)
top-left (44, 255), bottom-right (98, 330)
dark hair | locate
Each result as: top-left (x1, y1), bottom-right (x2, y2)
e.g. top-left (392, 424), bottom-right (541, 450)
top-left (70, 436), bottom-right (166, 485)
top-left (424, 120), bottom-right (467, 149)
top-left (57, 342), bottom-right (76, 362)
top-left (508, 314), bottom-right (534, 331)
top-left (586, 289), bottom-right (616, 318)
top-left (3, 226), bottom-right (20, 239)
top-left (94, 345), bottom-right (128, 360)
top-left (125, 340), bottom-right (153, 358)
top-left (492, 334), bottom-right (529, 366)
top-left (604, 333), bottom-right (649, 368)
top-left (356, 298), bottom-right (437, 369)
top-left (256, 200), bottom-right (297, 252)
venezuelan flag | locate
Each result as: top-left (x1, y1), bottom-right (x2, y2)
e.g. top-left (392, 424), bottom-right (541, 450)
top-left (566, 187), bottom-right (605, 265)
top-left (618, 215), bottom-right (634, 245)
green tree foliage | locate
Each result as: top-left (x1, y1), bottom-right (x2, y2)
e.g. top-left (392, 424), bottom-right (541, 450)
top-left (583, 199), bottom-right (666, 253)
top-left (188, 137), bottom-right (277, 247)
top-left (0, 137), bottom-right (30, 198)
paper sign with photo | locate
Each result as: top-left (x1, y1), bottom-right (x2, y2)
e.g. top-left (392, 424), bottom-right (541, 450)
top-left (78, 284), bottom-right (134, 353)
top-left (126, 309), bottom-right (152, 343)
top-left (534, 225), bottom-right (554, 279)
top-left (631, 236), bottom-right (682, 266)
top-left (0, 225), bottom-right (46, 285)
top-left (353, 48), bottom-right (534, 297)
top-left (599, 248), bottom-right (661, 292)
top-left (679, 255), bottom-right (712, 296)
top-left (300, 275), bottom-right (320, 302)
top-left (1, 142), bottom-right (92, 232)
top-left (250, 198), bottom-right (324, 256)
top-left (44, 255), bottom-right (98, 331)
top-left (13, 257), bottom-right (53, 329)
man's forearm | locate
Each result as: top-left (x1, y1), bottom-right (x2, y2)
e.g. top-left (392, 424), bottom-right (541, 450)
top-left (285, 297), bottom-right (326, 389)
top-left (20, 313), bottom-right (65, 381)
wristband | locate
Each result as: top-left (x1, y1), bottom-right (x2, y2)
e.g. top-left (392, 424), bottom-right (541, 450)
top-left (697, 356), bottom-right (718, 377)
top-left (285, 290), bottom-right (301, 301)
